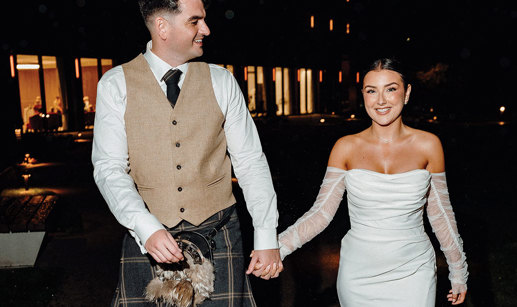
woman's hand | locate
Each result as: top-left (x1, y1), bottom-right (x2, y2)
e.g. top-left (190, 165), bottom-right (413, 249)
top-left (447, 289), bottom-right (467, 305)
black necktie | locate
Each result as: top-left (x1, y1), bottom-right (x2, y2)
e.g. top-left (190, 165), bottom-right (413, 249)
top-left (162, 69), bottom-right (182, 108)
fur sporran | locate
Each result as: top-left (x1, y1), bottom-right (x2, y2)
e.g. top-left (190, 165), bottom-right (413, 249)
top-left (145, 231), bottom-right (216, 307)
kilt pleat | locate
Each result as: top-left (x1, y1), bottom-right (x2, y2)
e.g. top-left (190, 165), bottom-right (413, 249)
top-left (111, 206), bottom-right (257, 307)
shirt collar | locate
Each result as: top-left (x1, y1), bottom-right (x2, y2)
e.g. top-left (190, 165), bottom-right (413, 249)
top-left (143, 40), bottom-right (188, 83)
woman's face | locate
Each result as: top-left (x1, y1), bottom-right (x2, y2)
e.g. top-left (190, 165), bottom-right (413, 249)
top-left (362, 69), bottom-right (411, 127)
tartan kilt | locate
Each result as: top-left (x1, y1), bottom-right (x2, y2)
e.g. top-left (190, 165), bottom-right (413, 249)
top-left (111, 205), bottom-right (257, 307)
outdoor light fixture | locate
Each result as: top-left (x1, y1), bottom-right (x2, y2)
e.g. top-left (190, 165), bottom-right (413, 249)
top-left (500, 106), bottom-right (506, 114)
top-left (244, 66), bottom-right (248, 81)
top-left (75, 58), bottom-right (80, 79)
top-left (22, 173), bottom-right (31, 191)
top-left (356, 72), bottom-right (360, 83)
top-left (16, 64), bottom-right (40, 70)
top-left (272, 68), bottom-right (276, 82)
top-left (24, 153), bottom-right (31, 164)
top-left (319, 70), bottom-right (323, 83)
top-left (10, 55), bottom-right (15, 77)
top-left (350, 114), bottom-right (355, 119)
top-left (320, 118), bottom-right (326, 123)
top-left (339, 71), bottom-right (342, 83)
top-left (346, 23), bottom-right (350, 34)
top-left (310, 16), bottom-right (314, 28)
top-left (330, 19), bottom-right (334, 31)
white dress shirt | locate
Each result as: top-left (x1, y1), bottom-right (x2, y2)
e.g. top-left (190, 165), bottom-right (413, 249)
top-left (92, 41), bottom-right (278, 253)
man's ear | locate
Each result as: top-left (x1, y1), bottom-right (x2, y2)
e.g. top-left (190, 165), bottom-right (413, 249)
top-left (155, 16), bottom-right (168, 40)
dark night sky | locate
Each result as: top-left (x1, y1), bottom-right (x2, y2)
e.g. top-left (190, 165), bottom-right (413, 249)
top-left (1, 0), bottom-right (515, 118)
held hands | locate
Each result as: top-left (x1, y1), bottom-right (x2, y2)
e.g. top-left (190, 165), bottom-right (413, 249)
top-left (246, 249), bottom-right (283, 280)
top-left (447, 290), bottom-right (467, 305)
top-left (144, 229), bottom-right (184, 263)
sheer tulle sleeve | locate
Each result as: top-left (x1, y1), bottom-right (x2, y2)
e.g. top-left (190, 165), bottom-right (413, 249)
top-left (427, 172), bottom-right (469, 294)
top-left (278, 167), bottom-right (346, 260)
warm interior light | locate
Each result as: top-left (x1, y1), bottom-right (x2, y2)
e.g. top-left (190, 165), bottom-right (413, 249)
top-left (75, 58), bottom-right (80, 79)
top-left (350, 114), bottom-right (355, 119)
top-left (500, 106), bottom-right (506, 113)
top-left (339, 71), bottom-right (342, 83)
top-left (320, 118), bottom-right (325, 123)
top-left (346, 23), bottom-right (350, 34)
top-left (319, 70), bottom-right (323, 83)
top-left (16, 64), bottom-right (40, 70)
top-left (433, 116), bottom-right (437, 120)
top-left (330, 19), bottom-right (334, 31)
top-left (310, 16), bottom-right (314, 28)
top-left (10, 55), bottom-right (15, 77)
top-left (356, 72), bottom-right (360, 83)
top-left (272, 68), bottom-right (276, 82)
top-left (297, 69), bottom-right (301, 82)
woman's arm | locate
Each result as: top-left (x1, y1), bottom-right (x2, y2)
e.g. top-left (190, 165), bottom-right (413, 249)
top-left (278, 138), bottom-right (349, 259)
top-left (425, 134), bottom-right (468, 304)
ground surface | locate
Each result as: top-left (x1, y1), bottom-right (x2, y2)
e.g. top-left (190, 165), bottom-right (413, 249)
top-left (1, 117), bottom-right (515, 306)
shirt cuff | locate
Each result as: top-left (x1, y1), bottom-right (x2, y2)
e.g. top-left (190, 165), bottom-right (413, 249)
top-left (254, 228), bottom-right (278, 250)
top-left (132, 213), bottom-right (166, 254)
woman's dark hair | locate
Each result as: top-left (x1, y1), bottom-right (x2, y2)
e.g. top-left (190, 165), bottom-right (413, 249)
top-left (138, 0), bottom-right (210, 25)
top-left (364, 58), bottom-right (409, 88)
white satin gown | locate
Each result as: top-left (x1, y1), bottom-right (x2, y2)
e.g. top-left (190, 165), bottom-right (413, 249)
top-left (279, 167), bottom-right (468, 307)
top-left (337, 169), bottom-right (436, 306)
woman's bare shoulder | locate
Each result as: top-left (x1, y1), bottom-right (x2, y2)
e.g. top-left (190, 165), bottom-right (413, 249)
top-left (409, 128), bottom-right (443, 151)
top-left (328, 131), bottom-right (366, 169)
top-left (334, 131), bottom-right (365, 150)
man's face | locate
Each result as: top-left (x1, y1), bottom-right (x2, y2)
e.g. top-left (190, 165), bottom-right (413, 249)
top-left (164, 0), bottom-right (210, 63)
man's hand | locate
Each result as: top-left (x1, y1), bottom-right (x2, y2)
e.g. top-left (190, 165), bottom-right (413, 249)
top-left (144, 229), bottom-right (184, 263)
top-left (246, 249), bottom-right (283, 280)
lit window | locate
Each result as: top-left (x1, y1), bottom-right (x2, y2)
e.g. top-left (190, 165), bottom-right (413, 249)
top-left (42, 56), bottom-right (66, 131)
top-left (17, 55), bottom-right (42, 132)
top-left (274, 67), bottom-right (291, 116)
top-left (101, 59), bottom-right (113, 75)
top-left (80, 58), bottom-right (98, 128)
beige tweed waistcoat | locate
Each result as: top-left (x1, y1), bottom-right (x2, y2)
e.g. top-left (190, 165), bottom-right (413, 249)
top-left (123, 54), bottom-right (236, 227)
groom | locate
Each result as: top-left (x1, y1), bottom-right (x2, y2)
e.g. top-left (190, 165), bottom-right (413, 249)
top-left (92, 0), bottom-right (282, 305)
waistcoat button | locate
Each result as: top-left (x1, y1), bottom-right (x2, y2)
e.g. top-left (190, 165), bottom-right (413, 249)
top-left (178, 187), bottom-right (182, 192)
top-left (180, 208), bottom-right (185, 213)
top-left (177, 165), bottom-right (181, 170)
top-left (172, 120), bottom-right (177, 125)
top-left (176, 143), bottom-right (180, 147)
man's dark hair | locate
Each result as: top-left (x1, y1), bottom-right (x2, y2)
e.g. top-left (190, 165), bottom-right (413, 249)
top-left (138, 0), bottom-right (210, 25)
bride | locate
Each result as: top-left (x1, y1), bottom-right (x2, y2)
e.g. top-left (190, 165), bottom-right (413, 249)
top-left (274, 58), bottom-right (468, 306)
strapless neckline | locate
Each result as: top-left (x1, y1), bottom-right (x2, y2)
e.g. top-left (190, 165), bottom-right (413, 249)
top-left (345, 168), bottom-right (430, 176)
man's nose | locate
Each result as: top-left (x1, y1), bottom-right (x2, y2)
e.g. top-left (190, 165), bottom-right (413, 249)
top-left (199, 21), bottom-right (210, 36)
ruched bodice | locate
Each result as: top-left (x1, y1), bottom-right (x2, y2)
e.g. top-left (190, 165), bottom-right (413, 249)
top-left (345, 169), bottom-right (430, 236)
